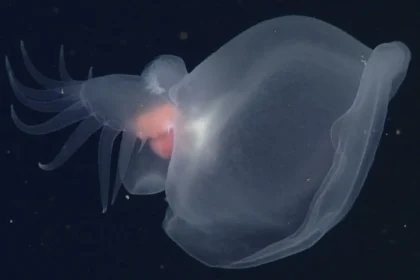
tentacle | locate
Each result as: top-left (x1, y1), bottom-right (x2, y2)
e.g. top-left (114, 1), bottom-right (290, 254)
top-left (59, 45), bottom-right (73, 82)
top-left (6, 58), bottom-right (79, 112)
top-left (98, 127), bottom-right (120, 213)
top-left (20, 41), bottom-right (64, 88)
top-left (111, 131), bottom-right (137, 205)
top-left (11, 102), bottom-right (88, 135)
top-left (38, 117), bottom-right (102, 171)
top-left (5, 56), bottom-right (78, 101)
top-left (87, 67), bottom-right (93, 79)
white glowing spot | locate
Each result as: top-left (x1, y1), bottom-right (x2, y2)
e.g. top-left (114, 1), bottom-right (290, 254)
top-left (185, 115), bottom-right (211, 151)
top-left (360, 55), bottom-right (367, 65)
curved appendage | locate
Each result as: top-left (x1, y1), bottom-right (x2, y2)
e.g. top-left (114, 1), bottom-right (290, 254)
top-left (97, 126), bottom-right (120, 213)
top-left (20, 41), bottom-right (69, 88)
top-left (111, 132), bottom-right (137, 205)
top-left (10, 102), bottom-right (89, 135)
top-left (87, 67), bottom-right (93, 79)
top-left (38, 117), bottom-right (102, 171)
top-left (6, 57), bottom-right (79, 112)
top-left (59, 45), bottom-right (73, 82)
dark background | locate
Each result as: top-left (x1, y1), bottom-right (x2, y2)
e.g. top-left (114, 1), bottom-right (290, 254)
top-left (2, 0), bottom-right (419, 279)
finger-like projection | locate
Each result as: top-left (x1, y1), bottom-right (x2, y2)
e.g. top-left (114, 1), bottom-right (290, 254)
top-left (7, 44), bottom-right (187, 213)
top-left (8, 15), bottom-right (411, 268)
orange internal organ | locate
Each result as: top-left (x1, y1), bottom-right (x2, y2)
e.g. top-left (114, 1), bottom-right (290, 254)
top-left (149, 129), bottom-right (174, 159)
top-left (134, 103), bottom-right (176, 159)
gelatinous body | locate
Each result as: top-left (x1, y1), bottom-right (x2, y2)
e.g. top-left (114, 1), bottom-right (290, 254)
top-left (8, 15), bottom-right (411, 268)
top-left (163, 16), bottom-right (411, 268)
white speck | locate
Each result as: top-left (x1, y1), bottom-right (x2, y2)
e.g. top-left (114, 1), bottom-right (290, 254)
top-left (361, 55), bottom-right (367, 65)
top-left (396, 129), bottom-right (402, 135)
top-left (10, 219), bottom-right (13, 224)
top-left (125, 195), bottom-right (130, 200)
